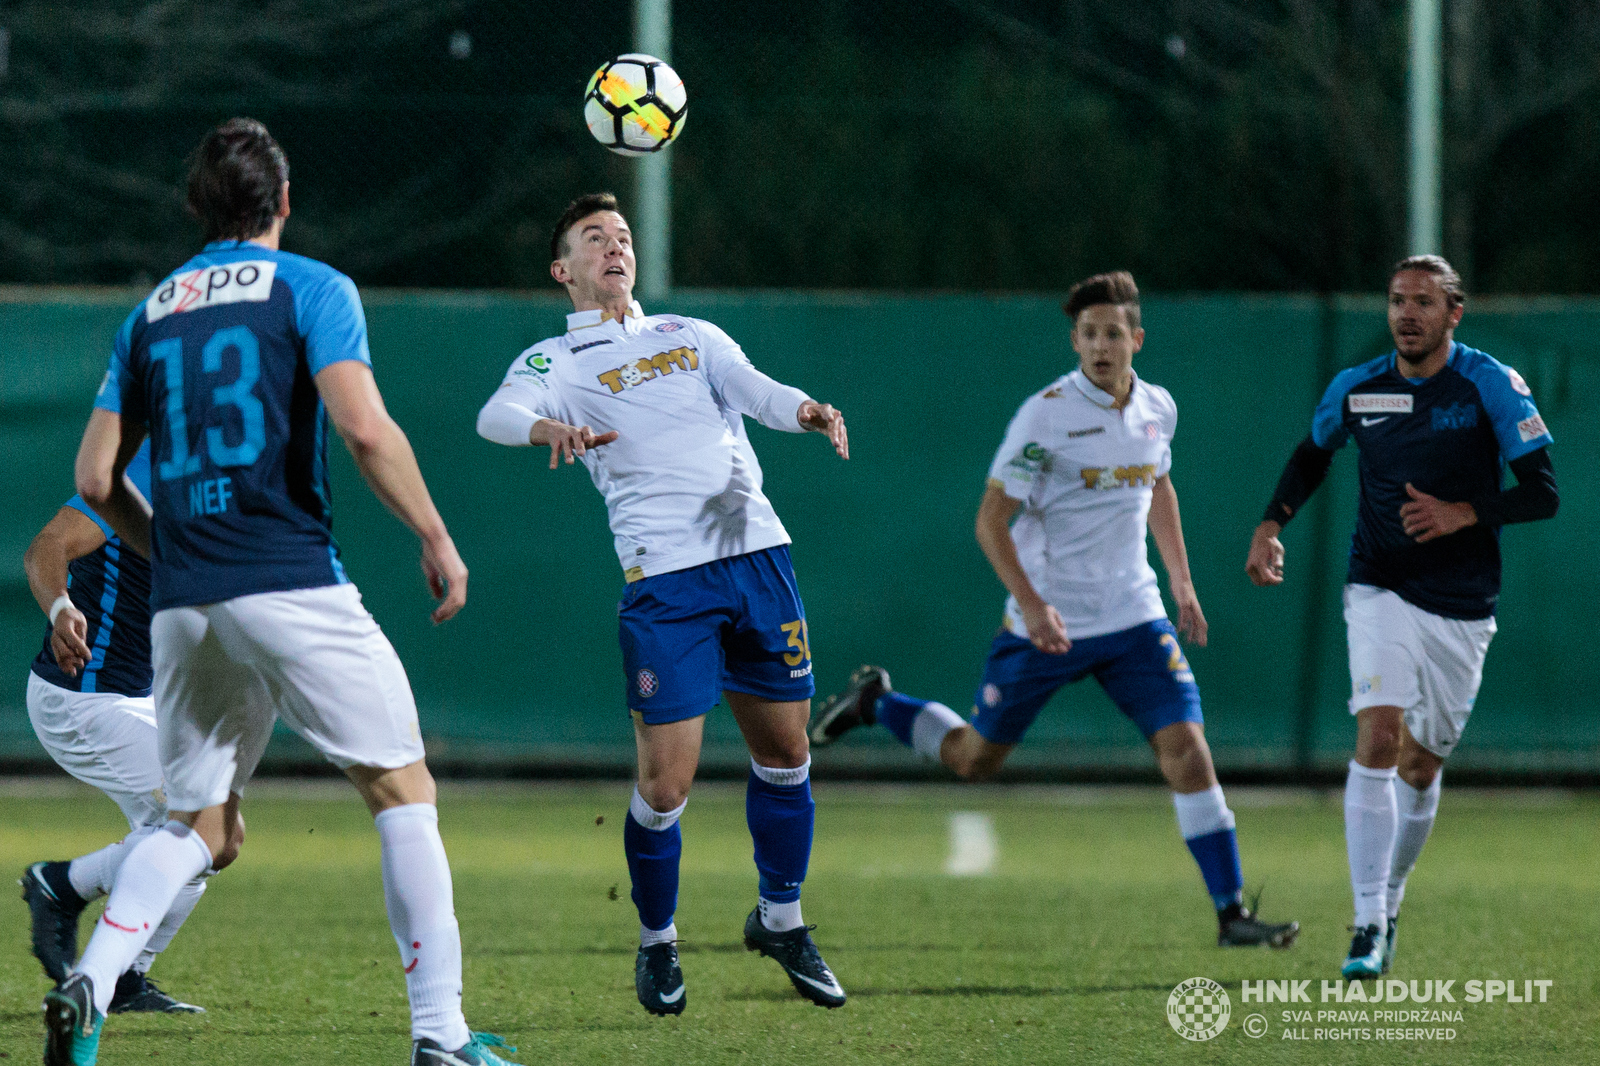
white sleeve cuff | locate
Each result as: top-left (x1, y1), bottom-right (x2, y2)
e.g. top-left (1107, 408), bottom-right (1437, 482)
top-left (476, 398), bottom-right (543, 446)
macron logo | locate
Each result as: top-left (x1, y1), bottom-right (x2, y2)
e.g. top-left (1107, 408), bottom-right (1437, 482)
top-left (146, 261), bottom-right (276, 323)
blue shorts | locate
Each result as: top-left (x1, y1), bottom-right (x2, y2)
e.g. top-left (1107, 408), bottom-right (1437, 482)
top-left (969, 619), bottom-right (1203, 745)
top-left (618, 545), bottom-right (816, 725)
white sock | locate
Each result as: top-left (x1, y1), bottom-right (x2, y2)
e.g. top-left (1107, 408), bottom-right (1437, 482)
top-left (1171, 784), bottom-right (1236, 838)
top-left (75, 822), bottom-right (212, 1016)
top-left (759, 897), bottom-right (804, 932)
top-left (1345, 761), bottom-right (1397, 933)
top-left (69, 825), bottom-right (161, 901)
top-left (375, 803), bottom-right (470, 1050)
top-left (1388, 773), bottom-right (1441, 919)
top-left (911, 702), bottom-right (967, 761)
top-left (133, 874), bottom-right (208, 972)
top-left (630, 787), bottom-right (686, 831)
top-left (640, 921), bottom-right (678, 948)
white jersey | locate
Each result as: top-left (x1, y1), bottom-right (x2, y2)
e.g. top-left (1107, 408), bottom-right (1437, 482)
top-left (988, 369), bottom-right (1177, 640)
top-left (477, 302), bottom-right (812, 580)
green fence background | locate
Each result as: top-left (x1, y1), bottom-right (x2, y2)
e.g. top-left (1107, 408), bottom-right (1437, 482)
top-left (2, 288), bottom-right (1595, 774)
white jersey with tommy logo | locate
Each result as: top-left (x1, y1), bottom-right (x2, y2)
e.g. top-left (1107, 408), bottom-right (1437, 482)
top-left (477, 302), bottom-right (813, 580)
top-left (988, 369), bottom-right (1178, 641)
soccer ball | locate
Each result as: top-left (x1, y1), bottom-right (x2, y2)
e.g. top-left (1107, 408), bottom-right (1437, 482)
top-left (583, 54), bottom-right (687, 155)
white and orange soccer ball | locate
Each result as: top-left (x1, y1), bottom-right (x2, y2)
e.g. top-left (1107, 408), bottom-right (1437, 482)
top-left (583, 54), bottom-right (687, 155)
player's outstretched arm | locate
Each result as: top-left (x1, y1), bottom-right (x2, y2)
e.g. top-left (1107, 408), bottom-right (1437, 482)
top-left (74, 408), bottom-right (151, 557)
top-left (23, 506), bottom-right (107, 676)
top-left (316, 360), bottom-right (467, 623)
top-left (975, 481), bottom-right (1070, 654)
top-left (1247, 435), bottom-right (1336, 587)
top-left (1149, 475), bottom-right (1207, 646)
top-left (797, 400), bottom-right (849, 459)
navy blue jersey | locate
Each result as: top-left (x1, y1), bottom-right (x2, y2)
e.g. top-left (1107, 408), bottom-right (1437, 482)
top-left (1311, 342), bottom-right (1554, 620)
top-left (94, 242), bottom-right (371, 611)
top-left (31, 443), bottom-right (155, 696)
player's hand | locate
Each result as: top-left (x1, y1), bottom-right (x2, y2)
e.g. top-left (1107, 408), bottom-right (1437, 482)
top-left (50, 606), bottom-right (92, 676)
top-left (531, 419), bottom-right (620, 469)
top-left (1401, 483), bottom-right (1477, 543)
top-left (421, 533), bottom-right (468, 624)
top-left (798, 400), bottom-right (849, 459)
top-left (1246, 521), bottom-right (1286, 586)
top-left (1020, 597), bottom-right (1071, 655)
top-left (1172, 584), bottom-right (1209, 647)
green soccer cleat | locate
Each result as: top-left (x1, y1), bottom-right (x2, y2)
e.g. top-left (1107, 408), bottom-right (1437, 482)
top-left (108, 970), bottom-right (205, 1014)
top-left (808, 665), bottom-right (891, 747)
top-left (1381, 914), bottom-right (1399, 974)
top-left (635, 942), bottom-right (686, 1016)
top-left (1341, 924), bottom-right (1385, 980)
top-left (411, 1030), bottom-right (519, 1065)
top-left (743, 908), bottom-right (846, 1008)
top-left (44, 972), bottom-right (103, 1066)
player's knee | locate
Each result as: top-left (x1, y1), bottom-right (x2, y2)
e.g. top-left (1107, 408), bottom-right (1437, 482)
top-left (1397, 750), bottom-right (1440, 790)
top-left (952, 744), bottom-right (1007, 782)
top-left (637, 776), bottom-right (692, 813)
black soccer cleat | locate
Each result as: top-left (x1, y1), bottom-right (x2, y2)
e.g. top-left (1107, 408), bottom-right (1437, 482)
top-left (21, 861), bottom-right (88, 983)
top-left (742, 908), bottom-right (846, 1008)
top-left (635, 942), bottom-right (686, 1015)
top-left (1217, 902), bottom-right (1300, 949)
top-left (109, 970), bottom-right (205, 1014)
top-left (808, 665), bottom-right (891, 747)
top-left (1381, 914), bottom-right (1399, 974)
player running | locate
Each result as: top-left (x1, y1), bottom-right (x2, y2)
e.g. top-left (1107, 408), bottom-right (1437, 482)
top-left (45, 119), bottom-right (517, 1066)
top-left (812, 272), bottom-right (1299, 949)
top-left (22, 440), bottom-right (221, 1013)
top-left (1245, 255), bottom-right (1558, 979)
top-left (477, 193), bottom-right (851, 1015)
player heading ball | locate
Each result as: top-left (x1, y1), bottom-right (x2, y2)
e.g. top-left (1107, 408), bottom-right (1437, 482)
top-left (477, 193), bottom-right (851, 1014)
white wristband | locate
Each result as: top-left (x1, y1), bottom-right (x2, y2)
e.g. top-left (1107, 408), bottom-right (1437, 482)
top-left (48, 594), bottom-right (74, 626)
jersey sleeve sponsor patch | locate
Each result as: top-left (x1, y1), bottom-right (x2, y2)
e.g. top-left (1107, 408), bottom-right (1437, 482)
top-left (1506, 367), bottom-right (1532, 396)
top-left (1517, 413), bottom-right (1548, 443)
top-left (146, 261), bottom-right (276, 323)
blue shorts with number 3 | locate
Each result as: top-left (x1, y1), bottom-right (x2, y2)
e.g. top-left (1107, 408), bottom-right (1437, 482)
top-left (619, 545), bottom-right (816, 725)
top-left (969, 618), bottom-right (1203, 745)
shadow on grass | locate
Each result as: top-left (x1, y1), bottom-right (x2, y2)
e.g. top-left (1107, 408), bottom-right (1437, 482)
top-left (477, 940), bottom-right (1060, 958)
top-left (725, 982), bottom-right (1175, 1002)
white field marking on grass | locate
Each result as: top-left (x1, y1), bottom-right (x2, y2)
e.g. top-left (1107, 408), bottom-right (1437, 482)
top-left (945, 811), bottom-right (998, 876)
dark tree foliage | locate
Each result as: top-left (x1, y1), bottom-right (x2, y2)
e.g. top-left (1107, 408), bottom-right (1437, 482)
top-left (1, 0), bottom-right (1596, 292)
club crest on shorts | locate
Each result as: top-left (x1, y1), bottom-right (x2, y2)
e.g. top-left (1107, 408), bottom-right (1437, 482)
top-left (636, 668), bottom-right (659, 698)
top-left (982, 683), bottom-right (1002, 707)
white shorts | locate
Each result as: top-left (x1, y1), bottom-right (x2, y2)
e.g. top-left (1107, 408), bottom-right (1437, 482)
top-left (26, 671), bottom-right (168, 830)
top-left (1343, 584), bottom-right (1496, 759)
top-left (151, 583), bottom-right (425, 812)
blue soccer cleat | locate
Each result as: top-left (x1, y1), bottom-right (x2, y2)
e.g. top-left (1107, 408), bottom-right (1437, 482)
top-left (635, 942), bottom-right (686, 1015)
top-left (43, 972), bottom-right (103, 1066)
top-left (743, 908), bottom-right (846, 1008)
top-left (412, 1030), bottom-right (519, 1065)
top-left (1381, 914), bottom-right (1399, 974)
top-left (1341, 924), bottom-right (1385, 980)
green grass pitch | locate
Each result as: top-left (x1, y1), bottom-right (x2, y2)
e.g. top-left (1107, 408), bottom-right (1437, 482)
top-left (1, 780), bottom-right (1595, 1064)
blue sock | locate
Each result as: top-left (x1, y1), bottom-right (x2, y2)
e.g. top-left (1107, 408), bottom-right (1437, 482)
top-left (1185, 827), bottom-right (1244, 910)
top-left (746, 763), bottom-right (814, 903)
top-left (875, 692), bottom-right (928, 747)
top-left (624, 810), bottom-right (681, 931)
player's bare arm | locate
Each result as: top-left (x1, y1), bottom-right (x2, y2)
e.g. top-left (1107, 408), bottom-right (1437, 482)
top-left (23, 506), bottom-right (107, 676)
top-left (1248, 434), bottom-right (1336, 586)
top-left (316, 360), bottom-right (468, 623)
top-left (975, 480), bottom-right (1070, 654)
top-left (74, 408), bottom-right (152, 557)
top-left (797, 400), bottom-right (849, 459)
top-left (1148, 474), bottom-right (1207, 646)
top-left (528, 417), bottom-right (619, 469)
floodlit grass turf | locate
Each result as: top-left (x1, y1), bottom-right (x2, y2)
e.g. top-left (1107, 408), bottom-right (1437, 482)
top-left (1, 780), bottom-right (1595, 1064)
